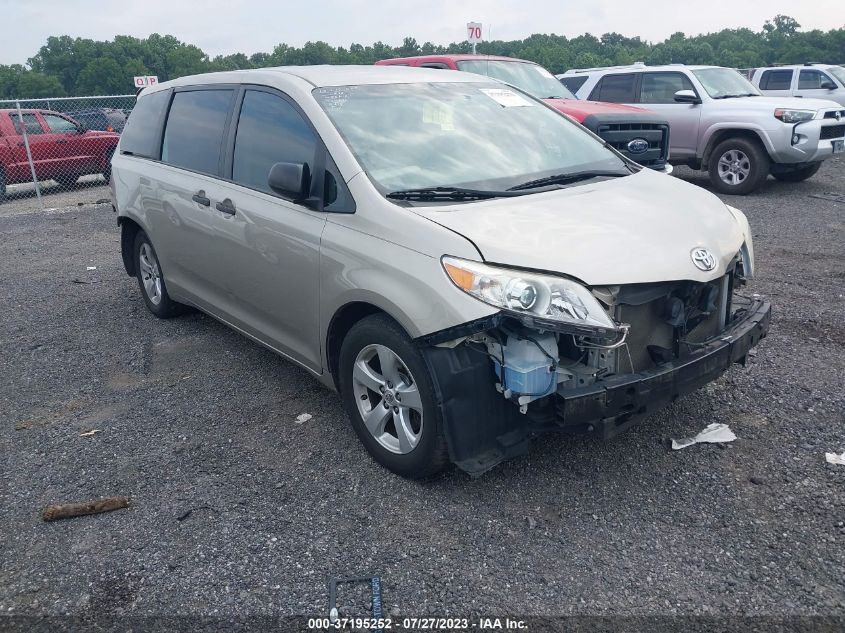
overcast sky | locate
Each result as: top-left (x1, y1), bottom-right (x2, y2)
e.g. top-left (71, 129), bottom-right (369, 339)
top-left (1, 0), bottom-right (843, 65)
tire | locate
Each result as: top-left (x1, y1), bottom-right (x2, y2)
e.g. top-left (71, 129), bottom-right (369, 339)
top-left (0, 168), bottom-right (6, 203)
top-left (133, 231), bottom-right (185, 318)
top-left (338, 314), bottom-right (449, 479)
top-left (708, 137), bottom-right (770, 195)
top-left (772, 162), bottom-right (822, 182)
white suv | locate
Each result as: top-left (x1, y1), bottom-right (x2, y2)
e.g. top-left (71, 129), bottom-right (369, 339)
top-left (560, 64), bottom-right (845, 194)
top-left (750, 64), bottom-right (845, 106)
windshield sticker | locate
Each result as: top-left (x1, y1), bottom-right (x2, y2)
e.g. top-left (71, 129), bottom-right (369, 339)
top-left (423, 102), bottom-right (455, 130)
top-left (532, 66), bottom-right (555, 79)
top-left (316, 86), bottom-right (355, 110)
top-left (478, 88), bottom-right (534, 108)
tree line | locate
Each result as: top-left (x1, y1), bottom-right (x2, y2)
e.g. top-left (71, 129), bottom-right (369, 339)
top-left (1, 15), bottom-right (842, 99)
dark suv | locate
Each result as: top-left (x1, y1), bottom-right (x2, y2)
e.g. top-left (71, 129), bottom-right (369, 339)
top-left (68, 108), bottom-right (127, 133)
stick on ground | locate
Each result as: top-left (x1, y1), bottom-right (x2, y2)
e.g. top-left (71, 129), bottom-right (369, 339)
top-left (42, 496), bottom-right (130, 521)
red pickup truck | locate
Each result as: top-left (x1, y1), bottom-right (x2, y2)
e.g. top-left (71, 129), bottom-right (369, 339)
top-left (0, 109), bottom-right (119, 200)
top-left (376, 55), bottom-right (671, 170)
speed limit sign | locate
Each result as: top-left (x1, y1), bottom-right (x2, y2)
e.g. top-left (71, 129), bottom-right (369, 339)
top-left (467, 22), bottom-right (483, 43)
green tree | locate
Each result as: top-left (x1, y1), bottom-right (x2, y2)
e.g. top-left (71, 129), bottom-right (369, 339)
top-left (15, 72), bottom-right (66, 98)
top-left (76, 57), bottom-right (127, 95)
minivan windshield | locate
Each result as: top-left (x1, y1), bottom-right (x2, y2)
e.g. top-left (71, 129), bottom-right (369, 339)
top-left (692, 68), bottom-right (761, 99)
top-left (314, 82), bottom-right (626, 196)
top-left (455, 60), bottom-right (575, 100)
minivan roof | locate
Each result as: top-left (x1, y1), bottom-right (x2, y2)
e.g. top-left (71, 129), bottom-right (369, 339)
top-left (142, 65), bottom-right (488, 92)
top-left (380, 54), bottom-right (535, 64)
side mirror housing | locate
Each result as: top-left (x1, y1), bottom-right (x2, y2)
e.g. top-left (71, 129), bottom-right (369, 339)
top-left (821, 80), bottom-right (838, 90)
top-left (267, 162), bottom-right (320, 209)
top-left (674, 89), bottom-right (701, 104)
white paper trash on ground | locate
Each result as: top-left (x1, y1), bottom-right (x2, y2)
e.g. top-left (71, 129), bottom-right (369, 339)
top-left (825, 452), bottom-right (845, 466)
top-left (672, 423), bottom-right (737, 450)
top-left (295, 413), bottom-right (313, 424)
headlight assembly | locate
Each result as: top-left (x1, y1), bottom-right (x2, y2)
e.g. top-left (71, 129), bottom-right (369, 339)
top-left (442, 256), bottom-right (619, 336)
top-left (774, 108), bottom-right (816, 124)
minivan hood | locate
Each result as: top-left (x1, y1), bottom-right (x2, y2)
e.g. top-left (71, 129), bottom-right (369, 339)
top-left (412, 170), bottom-right (744, 286)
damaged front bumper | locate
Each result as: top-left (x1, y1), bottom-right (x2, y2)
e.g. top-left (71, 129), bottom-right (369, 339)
top-left (553, 298), bottom-right (770, 438)
top-left (420, 298), bottom-right (771, 477)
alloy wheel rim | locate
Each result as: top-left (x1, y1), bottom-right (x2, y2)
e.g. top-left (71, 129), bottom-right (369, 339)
top-left (351, 344), bottom-right (424, 455)
top-left (717, 149), bottom-right (751, 185)
top-left (138, 243), bottom-right (162, 305)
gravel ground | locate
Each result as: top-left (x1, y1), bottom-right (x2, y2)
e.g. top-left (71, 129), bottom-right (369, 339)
top-left (1, 159), bottom-right (844, 630)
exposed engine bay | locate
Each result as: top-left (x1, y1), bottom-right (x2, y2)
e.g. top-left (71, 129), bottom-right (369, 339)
top-left (418, 253), bottom-right (769, 475)
top-left (455, 255), bottom-right (749, 415)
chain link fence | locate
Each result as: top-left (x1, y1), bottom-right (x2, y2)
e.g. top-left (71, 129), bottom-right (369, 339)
top-left (0, 95), bottom-right (135, 209)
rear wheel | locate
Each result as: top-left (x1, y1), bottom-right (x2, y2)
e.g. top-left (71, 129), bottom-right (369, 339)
top-left (772, 162), bottom-right (822, 182)
top-left (133, 231), bottom-right (185, 318)
top-left (338, 314), bottom-right (449, 478)
top-left (708, 137), bottom-right (770, 195)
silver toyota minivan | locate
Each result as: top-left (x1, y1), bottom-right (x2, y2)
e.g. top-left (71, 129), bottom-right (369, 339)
top-left (111, 66), bottom-right (770, 478)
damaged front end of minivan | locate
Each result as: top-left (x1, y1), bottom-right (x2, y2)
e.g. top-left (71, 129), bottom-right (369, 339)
top-left (417, 249), bottom-right (770, 476)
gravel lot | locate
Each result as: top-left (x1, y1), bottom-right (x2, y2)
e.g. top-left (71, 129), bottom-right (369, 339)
top-left (1, 159), bottom-right (844, 630)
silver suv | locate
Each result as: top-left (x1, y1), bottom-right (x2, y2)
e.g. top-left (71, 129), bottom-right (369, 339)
top-left (750, 64), bottom-right (845, 106)
top-left (560, 64), bottom-right (845, 194)
top-left (111, 66), bottom-right (770, 477)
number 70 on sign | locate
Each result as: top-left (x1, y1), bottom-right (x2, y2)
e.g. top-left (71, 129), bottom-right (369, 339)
top-left (467, 22), bottom-right (483, 43)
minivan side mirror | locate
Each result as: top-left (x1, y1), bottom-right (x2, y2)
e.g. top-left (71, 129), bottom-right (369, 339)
top-left (820, 80), bottom-right (838, 90)
top-left (268, 162), bottom-right (313, 202)
top-left (674, 89), bottom-right (701, 104)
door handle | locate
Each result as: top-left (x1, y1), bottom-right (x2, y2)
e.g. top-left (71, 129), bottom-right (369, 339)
top-left (56, 139), bottom-right (68, 144)
top-left (191, 190), bottom-right (211, 206)
top-left (216, 198), bottom-right (236, 215)
top-left (17, 141), bottom-right (25, 147)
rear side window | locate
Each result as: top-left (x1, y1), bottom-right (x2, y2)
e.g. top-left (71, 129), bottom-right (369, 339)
top-left (590, 74), bottom-right (637, 102)
top-left (759, 69), bottom-right (792, 90)
top-left (120, 89), bottom-right (171, 158)
top-left (162, 89), bottom-right (233, 175)
top-left (9, 113), bottom-right (44, 135)
top-left (560, 75), bottom-right (588, 95)
top-left (232, 90), bottom-right (317, 195)
top-left (798, 69), bottom-right (832, 90)
top-left (639, 72), bottom-right (696, 103)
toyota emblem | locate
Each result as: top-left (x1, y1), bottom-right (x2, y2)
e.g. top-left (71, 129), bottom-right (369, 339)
top-left (836, 111), bottom-right (842, 121)
top-left (691, 248), bottom-right (717, 272)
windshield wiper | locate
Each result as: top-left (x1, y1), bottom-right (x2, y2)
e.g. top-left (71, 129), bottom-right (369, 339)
top-left (506, 170), bottom-right (628, 192)
top-left (713, 93), bottom-right (760, 99)
top-left (386, 186), bottom-right (529, 201)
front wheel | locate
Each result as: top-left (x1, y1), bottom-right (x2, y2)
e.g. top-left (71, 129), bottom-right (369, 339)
top-left (772, 162), bottom-right (822, 182)
top-left (708, 138), bottom-right (770, 195)
top-left (338, 314), bottom-right (449, 479)
top-left (133, 231), bottom-right (185, 318)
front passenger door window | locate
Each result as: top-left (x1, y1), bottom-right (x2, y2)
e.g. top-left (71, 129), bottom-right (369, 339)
top-left (232, 90), bottom-right (317, 194)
